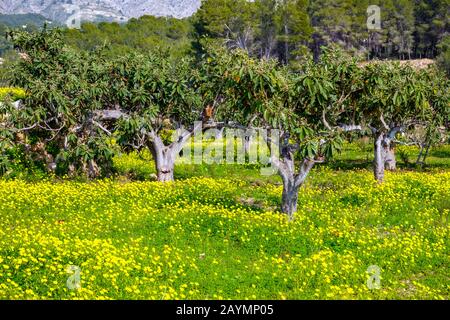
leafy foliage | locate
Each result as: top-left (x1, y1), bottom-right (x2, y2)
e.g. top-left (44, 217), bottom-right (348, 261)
top-left (1, 27), bottom-right (449, 184)
top-left (63, 15), bottom-right (193, 59)
top-left (359, 61), bottom-right (450, 131)
top-left (3, 28), bottom-right (117, 177)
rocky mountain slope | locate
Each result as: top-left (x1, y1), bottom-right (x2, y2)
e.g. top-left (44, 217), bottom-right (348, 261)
top-left (0, 0), bottom-right (201, 23)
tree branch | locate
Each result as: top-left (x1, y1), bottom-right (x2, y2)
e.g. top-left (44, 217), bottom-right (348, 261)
top-left (380, 114), bottom-right (389, 130)
top-left (322, 109), bottom-right (332, 130)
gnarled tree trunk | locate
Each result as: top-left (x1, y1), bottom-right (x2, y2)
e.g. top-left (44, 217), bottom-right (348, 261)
top-left (373, 127), bottom-right (402, 182)
top-left (272, 152), bottom-right (315, 220)
top-left (154, 148), bottom-right (175, 182)
top-left (148, 122), bottom-right (202, 182)
top-left (373, 133), bottom-right (386, 183)
top-left (149, 136), bottom-right (177, 182)
top-left (384, 144), bottom-right (396, 171)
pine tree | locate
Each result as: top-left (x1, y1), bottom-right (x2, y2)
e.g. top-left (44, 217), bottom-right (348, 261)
top-left (194, 0), bottom-right (258, 53)
top-left (373, 0), bottom-right (415, 59)
top-left (275, 0), bottom-right (313, 64)
top-left (256, 0), bottom-right (278, 59)
top-left (414, 0), bottom-right (449, 58)
top-left (308, 0), bottom-right (370, 59)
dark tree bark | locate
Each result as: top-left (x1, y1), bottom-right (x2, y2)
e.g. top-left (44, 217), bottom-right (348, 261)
top-left (281, 182), bottom-right (299, 217)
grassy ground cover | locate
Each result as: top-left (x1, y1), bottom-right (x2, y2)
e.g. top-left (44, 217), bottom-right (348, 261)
top-left (0, 142), bottom-right (448, 299)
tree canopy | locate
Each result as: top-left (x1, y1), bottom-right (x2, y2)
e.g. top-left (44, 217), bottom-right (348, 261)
top-left (1, 23), bottom-right (449, 217)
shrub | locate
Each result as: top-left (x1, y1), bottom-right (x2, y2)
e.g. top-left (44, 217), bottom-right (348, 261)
top-left (396, 145), bottom-right (410, 166)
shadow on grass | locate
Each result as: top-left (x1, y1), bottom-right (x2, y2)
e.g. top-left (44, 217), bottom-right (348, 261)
top-left (429, 148), bottom-right (450, 159)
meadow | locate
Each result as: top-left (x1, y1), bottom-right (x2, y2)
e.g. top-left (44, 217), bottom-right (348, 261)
top-left (1, 1), bottom-right (449, 303)
top-left (0, 143), bottom-right (449, 300)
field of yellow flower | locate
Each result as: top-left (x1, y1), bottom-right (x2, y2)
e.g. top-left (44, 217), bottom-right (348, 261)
top-left (0, 166), bottom-right (448, 300)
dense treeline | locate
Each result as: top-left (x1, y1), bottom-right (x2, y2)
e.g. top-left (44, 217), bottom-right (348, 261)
top-left (0, 14), bottom-right (193, 59)
top-left (0, 13), bottom-right (48, 27)
top-left (195, 0), bottom-right (449, 64)
top-left (63, 15), bottom-right (194, 59)
top-left (62, 0), bottom-right (450, 75)
top-left (1, 0), bottom-right (448, 63)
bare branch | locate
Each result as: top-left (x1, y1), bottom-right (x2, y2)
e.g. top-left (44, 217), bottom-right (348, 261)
top-left (339, 124), bottom-right (362, 131)
top-left (92, 120), bottom-right (112, 136)
top-left (380, 114), bottom-right (389, 130)
top-left (322, 109), bottom-right (332, 130)
top-left (94, 110), bottom-right (128, 121)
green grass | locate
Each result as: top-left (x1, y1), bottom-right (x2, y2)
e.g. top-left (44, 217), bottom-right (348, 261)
top-left (114, 141), bottom-right (450, 181)
top-left (0, 142), bottom-right (449, 300)
top-left (332, 141), bottom-right (450, 170)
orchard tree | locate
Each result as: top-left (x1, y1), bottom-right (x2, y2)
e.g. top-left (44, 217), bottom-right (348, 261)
top-left (112, 52), bottom-right (226, 182)
top-left (210, 46), bottom-right (362, 218)
top-left (4, 28), bottom-right (226, 181)
top-left (360, 62), bottom-right (449, 182)
top-left (279, 48), bottom-right (363, 215)
top-left (4, 28), bottom-right (117, 177)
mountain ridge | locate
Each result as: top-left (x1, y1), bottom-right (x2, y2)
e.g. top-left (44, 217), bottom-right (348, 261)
top-left (0, 0), bottom-right (202, 23)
